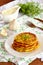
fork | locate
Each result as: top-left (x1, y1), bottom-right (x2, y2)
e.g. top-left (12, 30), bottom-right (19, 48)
top-left (26, 21), bottom-right (43, 30)
top-left (34, 18), bottom-right (43, 23)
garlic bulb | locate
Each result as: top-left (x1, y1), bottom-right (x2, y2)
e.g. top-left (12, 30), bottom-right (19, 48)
top-left (9, 19), bottom-right (20, 30)
top-left (0, 28), bottom-right (7, 37)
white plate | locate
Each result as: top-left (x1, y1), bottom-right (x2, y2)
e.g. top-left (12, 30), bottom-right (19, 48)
top-left (5, 31), bottom-right (43, 58)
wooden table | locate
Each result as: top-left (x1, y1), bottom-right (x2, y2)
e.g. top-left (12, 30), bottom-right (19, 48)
top-left (0, 0), bottom-right (14, 6)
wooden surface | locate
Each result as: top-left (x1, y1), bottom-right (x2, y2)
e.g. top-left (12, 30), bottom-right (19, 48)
top-left (0, 0), bottom-right (14, 6)
top-left (0, 62), bottom-right (16, 65)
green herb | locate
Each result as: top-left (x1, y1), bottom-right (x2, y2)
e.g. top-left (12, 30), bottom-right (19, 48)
top-left (19, 2), bottom-right (43, 17)
top-left (21, 34), bottom-right (30, 40)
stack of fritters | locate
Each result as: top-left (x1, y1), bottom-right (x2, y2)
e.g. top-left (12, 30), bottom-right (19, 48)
top-left (12, 32), bottom-right (39, 52)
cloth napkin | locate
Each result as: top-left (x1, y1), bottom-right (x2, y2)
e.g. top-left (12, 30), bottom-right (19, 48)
top-left (0, 15), bottom-right (43, 65)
